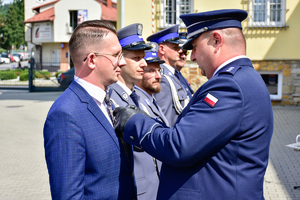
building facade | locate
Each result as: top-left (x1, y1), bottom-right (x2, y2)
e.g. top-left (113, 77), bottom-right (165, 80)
top-left (24, 0), bottom-right (117, 72)
top-left (117, 0), bottom-right (300, 106)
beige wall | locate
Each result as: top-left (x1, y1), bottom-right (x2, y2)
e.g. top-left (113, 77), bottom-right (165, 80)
top-left (244, 0), bottom-right (300, 60)
top-left (118, 0), bottom-right (300, 61)
top-left (54, 0), bottom-right (102, 43)
top-left (41, 43), bottom-right (61, 62)
top-left (117, 0), bottom-right (153, 39)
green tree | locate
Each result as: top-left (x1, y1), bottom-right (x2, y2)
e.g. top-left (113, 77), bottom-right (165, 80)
top-left (0, 0), bottom-right (5, 49)
top-left (1, 0), bottom-right (25, 50)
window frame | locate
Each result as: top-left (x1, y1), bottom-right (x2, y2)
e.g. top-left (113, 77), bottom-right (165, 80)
top-left (159, 0), bottom-right (193, 28)
top-left (259, 71), bottom-right (283, 100)
top-left (249, 0), bottom-right (286, 27)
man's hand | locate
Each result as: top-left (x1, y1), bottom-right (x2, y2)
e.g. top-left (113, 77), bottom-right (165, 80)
top-left (113, 105), bottom-right (150, 138)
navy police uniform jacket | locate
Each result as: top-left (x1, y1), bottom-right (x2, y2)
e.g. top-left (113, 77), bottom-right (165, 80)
top-left (123, 58), bottom-right (274, 200)
top-left (154, 63), bottom-right (188, 127)
top-left (108, 82), bottom-right (162, 200)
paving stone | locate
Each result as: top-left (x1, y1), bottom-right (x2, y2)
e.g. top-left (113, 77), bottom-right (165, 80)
top-left (0, 91), bottom-right (300, 199)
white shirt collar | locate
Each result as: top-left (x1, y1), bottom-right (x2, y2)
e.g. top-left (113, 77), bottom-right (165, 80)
top-left (116, 80), bottom-right (132, 95)
top-left (161, 63), bottom-right (175, 75)
top-left (213, 55), bottom-right (247, 77)
top-left (74, 75), bottom-right (106, 103)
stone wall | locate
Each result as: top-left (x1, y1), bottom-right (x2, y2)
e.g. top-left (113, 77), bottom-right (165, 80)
top-left (181, 60), bottom-right (300, 106)
top-left (181, 61), bottom-right (208, 92)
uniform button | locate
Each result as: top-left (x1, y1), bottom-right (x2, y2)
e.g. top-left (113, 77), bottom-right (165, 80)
top-left (130, 136), bottom-right (134, 140)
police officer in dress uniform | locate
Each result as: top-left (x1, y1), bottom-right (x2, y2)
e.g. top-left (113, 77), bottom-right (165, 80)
top-left (147, 25), bottom-right (190, 127)
top-left (107, 23), bottom-right (151, 108)
top-left (114, 9), bottom-right (274, 200)
top-left (107, 23), bottom-right (161, 200)
top-left (177, 32), bottom-right (194, 99)
top-left (134, 42), bottom-right (169, 127)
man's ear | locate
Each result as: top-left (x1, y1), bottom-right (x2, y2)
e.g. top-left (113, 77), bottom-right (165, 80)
top-left (211, 31), bottom-right (223, 53)
top-left (158, 44), bottom-right (165, 55)
top-left (87, 54), bottom-right (96, 70)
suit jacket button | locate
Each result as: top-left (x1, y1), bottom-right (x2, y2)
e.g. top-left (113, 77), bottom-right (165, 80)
top-left (130, 136), bottom-right (134, 140)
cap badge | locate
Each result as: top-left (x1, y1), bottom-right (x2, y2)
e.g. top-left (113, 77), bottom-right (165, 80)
top-left (137, 24), bottom-right (143, 36)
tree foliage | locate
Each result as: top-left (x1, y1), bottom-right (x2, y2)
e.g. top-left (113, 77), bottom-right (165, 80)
top-left (0, 0), bottom-right (25, 50)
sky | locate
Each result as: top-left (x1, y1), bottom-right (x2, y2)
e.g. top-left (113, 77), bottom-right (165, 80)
top-left (2, 0), bottom-right (14, 5)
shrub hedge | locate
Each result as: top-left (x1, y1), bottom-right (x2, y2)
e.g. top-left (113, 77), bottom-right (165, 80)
top-left (0, 71), bottom-right (18, 80)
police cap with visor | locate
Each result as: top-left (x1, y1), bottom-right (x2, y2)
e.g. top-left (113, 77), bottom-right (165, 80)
top-left (144, 42), bottom-right (165, 64)
top-left (117, 23), bottom-right (152, 50)
top-left (147, 24), bottom-right (183, 44)
top-left (180, 9), bottom-right (248, 50)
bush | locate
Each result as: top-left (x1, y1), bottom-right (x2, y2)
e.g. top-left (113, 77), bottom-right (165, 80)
top-left (0, 71), bottom-right (18, 80)
top-left (35, 70), bottom-right (52, 79)
top-left (55, 71), bottom-right (63, 78)
top-left (14, 68), bottom-right (24, 76)
top-left (19, 71), bottom-right (29, 81)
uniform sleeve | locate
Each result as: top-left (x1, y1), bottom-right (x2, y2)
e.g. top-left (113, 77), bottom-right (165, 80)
top-left (44, 107), bottom-right (85, 199)
top-left (124, 77), bottom-right (244, 167)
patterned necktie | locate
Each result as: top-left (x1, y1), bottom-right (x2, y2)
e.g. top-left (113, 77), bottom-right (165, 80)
top-left (130, 91), bottom-right (139, 108)
top-left (104, 91), bottom-right (131, 164)
top-left (104, 92), bottom-right (115, 124)
top-left (175, 70), bottom-right (193, 99)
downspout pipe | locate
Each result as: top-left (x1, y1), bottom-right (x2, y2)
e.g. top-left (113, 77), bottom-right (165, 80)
top-left (120, 0), bottom-right (125, 28)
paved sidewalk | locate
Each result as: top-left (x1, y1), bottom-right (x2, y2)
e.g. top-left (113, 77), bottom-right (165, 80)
top-left (264, 106), bottom-right (300, 200)
top-left (0, 90), bottom-right (299, 199)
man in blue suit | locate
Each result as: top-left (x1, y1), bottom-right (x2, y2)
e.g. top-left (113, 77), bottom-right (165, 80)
top-left (147, 25), bottom-right (191, 126)
top-left (43, 20), bottom-right (137, 199)
top-left (114, 9), bottom-right (274, 200)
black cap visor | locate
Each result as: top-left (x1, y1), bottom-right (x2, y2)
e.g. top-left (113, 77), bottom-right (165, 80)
top-left (181, 33), bottom-right (202, 50)
top-left (145, 57), bottom-right (165, 64)
top-left (122, 41), bottom-right (152, 50)
top-left (161, 37), bottom-right (184, 44)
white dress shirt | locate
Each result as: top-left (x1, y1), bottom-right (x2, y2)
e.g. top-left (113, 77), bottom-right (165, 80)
top-left (74, 75), bottom-right (113, 126)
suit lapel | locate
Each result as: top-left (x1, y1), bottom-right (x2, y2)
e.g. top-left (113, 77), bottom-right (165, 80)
top-left (70, 82), bottom-right (133, 169)
top-left (69, 82), bottom-right (119, 149)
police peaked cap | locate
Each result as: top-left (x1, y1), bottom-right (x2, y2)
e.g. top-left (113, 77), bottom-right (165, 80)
top-left (180, 9), bottom-right (248, 50)
top-left (147, 24), bottom-right (184, 44)
top-left (117, 23), bottom-right (152, 50)
top-left (144, 42), bottom-right (165, 64)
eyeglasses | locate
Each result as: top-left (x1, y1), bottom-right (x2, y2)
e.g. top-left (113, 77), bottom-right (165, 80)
top-left (143, 68), bottom-right (161, 76)
top-left (83, 51), bottom-right (123, 65)
top-left (181, 50), bottom-right (189, 56)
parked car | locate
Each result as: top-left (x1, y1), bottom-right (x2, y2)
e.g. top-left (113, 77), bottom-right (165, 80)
top-left (0, 54), bottom-right (11, 63)
top-left (57, 68), bottom-right (75, 89)
top-left (13, 53), bottom-right (23, 61)
top-left (12, 54), bottom-right (20, 62)
top-left (8, 54), bottom-right (15, 62)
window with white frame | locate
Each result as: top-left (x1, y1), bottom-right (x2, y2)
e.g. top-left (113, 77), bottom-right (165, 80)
top-left (260, 71), bottom-right (282, 100)
top-left (160, 0), bottom-right (193, 28)
top-left (250, 0), bottom-right (286, 27)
